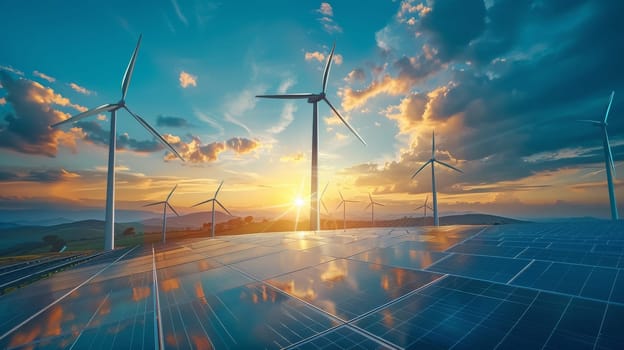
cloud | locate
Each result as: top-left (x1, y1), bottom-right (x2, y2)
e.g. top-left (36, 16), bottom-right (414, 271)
top-left (0, 72), bottom-right (86, 157)
top-left (305, 51), bottom-right (325, 63)
top-left (33, 71), bottom-right (55, 83)
top-left (171, 0), bottom-right (188, 26)
top-left (156, 115), bottom-right (190, 128)
top-left (280, 152), bottom-right (305, 162)
top-left (69, 82), bottom-right (94, 95)
top-left (0, 97), bottom-right (5, 105)
top-left (75, 120), bottom-right (164, 153)
top-left (344, 69), bottom-right (366, 83)
top-left (0, 168), bottom-right (79, 183)
top-left (0, 65), bottom-right (24, 76)
top-left (316, 2), bottom-right (342, 33)
top-left (318, 2), bottom-right (333, 16)
top-left (164, 135), bottom-right (261, 163)
top-left (267, 103), bottom-right (296, 134)
top-left (339, 74), bottom-right (412, 111)
top-left (179, 71), bottom-right (197, 88)
top-left (277, 77), bottom-right (296, 94)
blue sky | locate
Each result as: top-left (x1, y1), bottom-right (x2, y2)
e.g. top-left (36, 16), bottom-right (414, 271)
top-left (1, 0), bottom-right (623, 221)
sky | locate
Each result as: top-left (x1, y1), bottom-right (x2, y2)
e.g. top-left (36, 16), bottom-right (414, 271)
top-left (1, 0), bottom-right (623, 222)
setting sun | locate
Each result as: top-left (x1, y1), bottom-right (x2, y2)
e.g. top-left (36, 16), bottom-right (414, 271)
top-left (294, 197), bottom-right (305, 208)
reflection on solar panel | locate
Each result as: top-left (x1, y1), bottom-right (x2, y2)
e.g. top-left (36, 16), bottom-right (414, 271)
top-left (0, 222), bottom-right (622, 349)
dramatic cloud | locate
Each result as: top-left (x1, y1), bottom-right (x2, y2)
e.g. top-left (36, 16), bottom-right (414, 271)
top-left (33, 70), bottom-right (55, 83)
top-left (69, 82), bottom-right (93, 95)
top-left (165, 135), bottom-right (261, 163)
top-left (0, 168), bottom-right (80, 183)
top-left (344, 69), bottom-right (366, 83)
top-left (340, 75), bottom-right (412, 111)
top-left (179, 71), bottom-right (197, 88)
top-left (156, 115), bottom-right (190, 128)
top-left (0, 72), bottom-right (85, 156)
top-left (75, 120), bottom-right (163, 153)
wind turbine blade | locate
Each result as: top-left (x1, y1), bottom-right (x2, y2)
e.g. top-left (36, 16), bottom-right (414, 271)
top-left (576, 119), bottom-right (602, 126)
top-left (375, 202), bottom-right (385, 207)
top-left (338, 191), bottom-right (344, 201)
top-left (415, 205), bottom-right (425, 209)
top-left (411, 160), bottom-right (432, 179)
top-left (364, 203), bottom-right (372, 210)
top-left (345, 200), bottom-right (359, 203)
top-left (322, 42), bottom-right (336, 93)
top-left (427, 205), bottom-right (433, 210)
top-left (143, 201), bottom-right (165, 207)
top-left (256, 93), bottom-right (315, 99)
top-left (192, 198), bottom-right (214, 208)
top-left (324, 98), bottom-right (366, 145)
top-left (166, 184), bottom-right (178, 202)
top-left (321, 182), bottom-right (329, 198)
top-left (435, 160), bottom-right (464, 173)
top-left (432, 131), bottom-right (436, 159)
top-left (125, 107), bottom-right (185, 162)
top-left (51, 103), bottom-right (118, 127)
top-left (604, 128), bottom-right (616, 177)
top-left (214, 180), bottom-right (224, 197)
top-left (368, 193), bottom-right (373, 203)
top-left (121, 34), bottom-right (142, 101)
top-left (167, 202), bottom-right (180, 217)
top-left (336, 201), bottom-right (344, 211)
top-left (216, 200), bottom-right (233, 216)
top-left (604, 91), bottom-right (615, 123)
top-left (321, 200), bottom-right (329, 214)
top-left (425, 195), bottom-right (429, 206)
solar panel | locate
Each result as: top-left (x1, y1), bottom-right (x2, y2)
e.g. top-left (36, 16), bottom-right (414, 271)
top-left (0, 222), bottom-right (623, 349)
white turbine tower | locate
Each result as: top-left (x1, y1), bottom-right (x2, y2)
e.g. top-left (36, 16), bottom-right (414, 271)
top-left (51, 35), bottom-right (184, 251)
top-left (364, 193), bottom-right (385, 226)
top-left (578, 91), bottom-right (619, 220)
top-left (336, 191), bottom-right (358, 232)
top-left (256, 43), bottom-right (366, 232)
top-left (192, 181), bottom-right (232, 238)
top-left (411, 131), bottom-right (462, 227)
top-left (415, 195), bottom-right (433, 225)
top-left (144, 185), bottom-right (180, 244)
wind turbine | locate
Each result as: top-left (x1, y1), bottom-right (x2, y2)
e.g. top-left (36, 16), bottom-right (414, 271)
top-left (578, 91), bottom-right (619, 220)
top-left (336, 191), bottom-right (358, 232)
top-left (256, 43), bottom-right (366, 231)
top-left (411, 131), bottom-right (463, 227)
top-left (144, 185), bottom-right (180, 244)
top-left (364, 193), bottom-right (385, 226)
top-left (51, 35), bottom-right (184, 251)
top-left (192, 181), bottom-right (232, 238)
top-left (415, 195), bottom-right (433, 225)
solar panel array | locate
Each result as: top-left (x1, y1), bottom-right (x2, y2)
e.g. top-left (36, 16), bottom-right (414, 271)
top-left (0, 222), bottom-right (622, 349)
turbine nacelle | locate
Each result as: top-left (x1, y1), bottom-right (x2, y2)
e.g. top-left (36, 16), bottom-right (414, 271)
top-left (307, 93), bottom-right (325, 103)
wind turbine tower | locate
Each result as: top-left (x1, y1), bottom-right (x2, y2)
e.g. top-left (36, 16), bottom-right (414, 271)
top-left (51, 35), bottom-right (184, 251)
top-left (411, 132), bottom-right (463, 226)
top-left (578, 91), bottom-right (619, 220)
top-left (144, 185), bottom-right (180, 244)
top-left (365, 193), bottom-right (385, 226)
top-left (192, 181), bottom-right (232, 238)
top-left (256, 43), bottom-right (366, 232)
top-left (336, 191), bottom-right (358, 232)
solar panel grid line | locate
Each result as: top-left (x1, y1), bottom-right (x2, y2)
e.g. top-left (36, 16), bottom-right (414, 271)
top-left (282, 325), bottom-right (347, 349)
top-left (67, 292), bottom-right (111, 350)
top-left (540, 296), bottom-right (574, 349)
top-left (492, 291), bottom-right (542, 349)
top-left (0, 245), bottom-right (138, 342)
top-left (506, 259), bottom-right (536, 285)
top-left (151, 246), bottom-right (164, 350)
top-left (348, 274), bottom-right (449, 325)
top-left (343, 324), bottom-right (401, 350)
top-left (423, 252), bottom-right (456, 270)
top-left (594, 269), bottom-right (621, 350)
top-left (513, 246), bottom-right (529, 259)
top-left (0, 255), bottom-right (71, 277)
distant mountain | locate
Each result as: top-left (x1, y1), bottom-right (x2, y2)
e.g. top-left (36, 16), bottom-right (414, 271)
top-left (141, 211), bottom-right (236, 231)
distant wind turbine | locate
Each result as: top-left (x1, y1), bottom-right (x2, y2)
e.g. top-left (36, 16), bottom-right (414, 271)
top-left (411, 131), bottom-right (463, 227)
top-left (320, 182), bottom-right (330, 214)
top-left (578, 91), bottom-right (619, 220)
top-left (144, 185), bottom-right (180, 244)
top-left (364, 193), bottom-right (385, 226)
top-left (336, 191), bottom-right (358, 232)
top-left (51, 35), bottom-right (184, 251)
top-left (256, 43), bottom-right (366, 231)
top-left (192, 181), bottom-right (232, 238)
top-left (415, 195), bottom-right (433, 225)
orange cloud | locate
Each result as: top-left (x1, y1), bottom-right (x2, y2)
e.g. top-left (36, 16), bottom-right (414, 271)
top-left (69, 82), bottom-right (93, 96)
top-left (165, 136), bottom-right (261, 163)
top-left (305, 51), bottom-right (325, 62)
top-left (339, 74), bottom-right (412, 111)
top-left (179, 71), bottom-right (197, 88)
top-left (280, 152), bottom-right (305, 162)
top-left (33, 70), bottom-right (56, 83)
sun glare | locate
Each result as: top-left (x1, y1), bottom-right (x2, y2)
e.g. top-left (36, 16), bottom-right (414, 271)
top-left (294, 197), bottom-right (305, 207)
